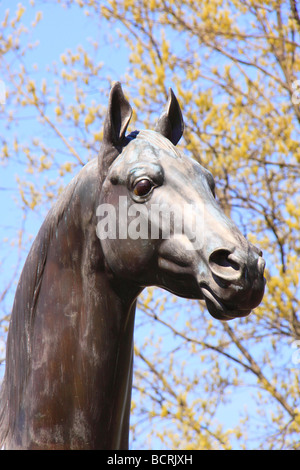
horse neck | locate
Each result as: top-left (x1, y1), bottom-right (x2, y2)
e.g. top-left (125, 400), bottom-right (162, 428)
top-left (3, 162), bottom-right (141, 449)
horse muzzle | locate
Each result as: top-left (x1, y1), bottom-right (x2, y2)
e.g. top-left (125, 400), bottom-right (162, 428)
top-left (198, 244), bottom-right (266, 320)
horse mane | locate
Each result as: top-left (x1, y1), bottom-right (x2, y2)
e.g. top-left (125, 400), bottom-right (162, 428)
top-left (0, 171), bottom-right (80, 447)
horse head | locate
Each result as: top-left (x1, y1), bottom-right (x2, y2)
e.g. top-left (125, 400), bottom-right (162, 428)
top-left (98, 82), bottom-right (265, 321)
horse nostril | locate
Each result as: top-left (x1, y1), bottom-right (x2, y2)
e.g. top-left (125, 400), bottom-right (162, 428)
top-left (209, 248), bottom-right (242, 282)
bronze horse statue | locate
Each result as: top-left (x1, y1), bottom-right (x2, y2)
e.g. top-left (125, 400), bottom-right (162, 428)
top-left (0, 83), bottom-right (265, 449)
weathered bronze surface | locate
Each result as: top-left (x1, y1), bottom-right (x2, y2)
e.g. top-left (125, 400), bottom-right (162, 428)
top-left (0, 83), bottom-right (265, 449)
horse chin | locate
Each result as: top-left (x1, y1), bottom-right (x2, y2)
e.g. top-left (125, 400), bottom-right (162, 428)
top-left (200, 286), bottom-right (252, 321)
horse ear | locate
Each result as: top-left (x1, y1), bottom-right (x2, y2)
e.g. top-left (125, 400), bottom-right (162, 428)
top-left (103, 82), bottom-right (133, 146)
top-left (155, 88), bottom-right (184, 145)
top-left (99, 82), bottom-right (132, 179)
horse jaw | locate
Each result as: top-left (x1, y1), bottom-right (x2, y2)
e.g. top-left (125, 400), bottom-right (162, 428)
top-left (157, 235), bottom-right (265, 321)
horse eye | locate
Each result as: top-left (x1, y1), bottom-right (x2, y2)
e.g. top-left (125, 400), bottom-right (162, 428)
top-left (133, 179), bottom-right (153, 197)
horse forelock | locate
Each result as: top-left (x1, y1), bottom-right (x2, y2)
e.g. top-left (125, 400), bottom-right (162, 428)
top-left (135, 130), bottom-right (182, 158)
